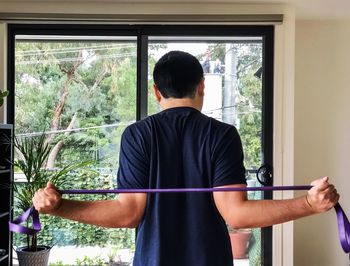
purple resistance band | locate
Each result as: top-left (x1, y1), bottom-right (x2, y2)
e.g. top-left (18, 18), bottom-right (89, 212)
top-left (9, 185), bottom-right (350, 253)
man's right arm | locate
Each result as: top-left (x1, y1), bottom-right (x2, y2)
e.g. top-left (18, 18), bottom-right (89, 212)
top-left (33, 182), bottom-right (147, 228)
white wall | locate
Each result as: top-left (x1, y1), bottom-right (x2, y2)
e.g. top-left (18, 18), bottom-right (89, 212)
top-left (295, 20), bottom-right (350, 266)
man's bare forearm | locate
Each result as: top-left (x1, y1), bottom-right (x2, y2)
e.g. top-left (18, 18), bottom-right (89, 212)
top-left (50, 198), bottom-right (138, 228)
top-left (226, 196), bottom-right (314, 229)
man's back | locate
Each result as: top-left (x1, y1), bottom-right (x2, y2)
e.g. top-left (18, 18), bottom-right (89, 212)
top-left (118, 106), bottom-right (246, 266)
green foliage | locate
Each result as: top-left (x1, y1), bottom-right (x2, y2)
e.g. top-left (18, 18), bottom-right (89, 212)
top-left (147, 49), bottom-right (162, 115)
top-left (49, 253), bottom-right (131, 266)
top-left (236, 68), bottom-right (262, 168)
top-left (75, 255), bottom-right (107, 266)
top-left (0, 90), bottom-right (9, 107)
top-left (12, 132), bottom-right (95, 251)
top-left (49, 256), bottom-right (107, 266)
top-left (13, 133), bottom-right (95, 211)
top-left (49, 254), bottom-right (131, 266)
top-left (15, 41), bottom-right (138, 170)
top-left (49, 261), bottom-right (66, 266)
top-left (13, 170), bottom-right (135, 250)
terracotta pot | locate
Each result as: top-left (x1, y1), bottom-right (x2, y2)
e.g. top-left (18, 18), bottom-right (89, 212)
top-left (229, 231), bottom-right (251, 259)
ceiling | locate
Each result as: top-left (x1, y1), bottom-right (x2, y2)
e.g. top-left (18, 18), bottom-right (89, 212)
top-left (1, 0), bottom-right (350, 20)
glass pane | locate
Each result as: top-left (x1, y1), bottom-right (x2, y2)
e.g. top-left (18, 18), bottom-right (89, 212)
top-left (148, 38), bottom-right (263, 266)
top-left (14, 36), bottom-right (137, 265)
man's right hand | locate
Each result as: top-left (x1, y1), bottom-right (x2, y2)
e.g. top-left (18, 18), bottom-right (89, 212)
top-left (306, 176), bottom-right (339, 213)
top-left (33, 182), bottom-right (62, 214)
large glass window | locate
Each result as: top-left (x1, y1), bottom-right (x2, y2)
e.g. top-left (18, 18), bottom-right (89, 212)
top-left (14, 35), bottom-right (138, 265)
top-left (8, 25), bottom-right (273, 266)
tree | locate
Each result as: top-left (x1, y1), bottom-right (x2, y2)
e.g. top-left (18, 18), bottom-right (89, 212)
top-left (15, 41), bottom-right (138, 169)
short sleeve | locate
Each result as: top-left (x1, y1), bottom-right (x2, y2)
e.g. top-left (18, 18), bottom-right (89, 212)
top-left (212, 127), bottom-right (246, 187)
top-left (117, 126), bottom-right (149, 189)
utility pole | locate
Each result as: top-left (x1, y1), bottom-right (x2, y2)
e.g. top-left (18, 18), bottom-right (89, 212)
top-left (223, 43), bottom-right (237, 126)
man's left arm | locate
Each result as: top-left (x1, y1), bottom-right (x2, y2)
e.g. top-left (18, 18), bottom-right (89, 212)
top-left (213, 176), bottom-right (339, 229)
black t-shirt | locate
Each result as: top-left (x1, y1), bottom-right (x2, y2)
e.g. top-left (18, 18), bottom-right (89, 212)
top-left (117, 107), bottom-right (246, 266)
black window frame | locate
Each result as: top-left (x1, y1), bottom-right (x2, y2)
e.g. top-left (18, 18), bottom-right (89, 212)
top-left (6, 23), bottom-right (274, 266)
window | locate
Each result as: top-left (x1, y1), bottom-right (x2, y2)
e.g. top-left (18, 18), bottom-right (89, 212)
top-left (7, 24), bottom-right (273, 266)
top-left (13, 35), bottom-right (138, 265)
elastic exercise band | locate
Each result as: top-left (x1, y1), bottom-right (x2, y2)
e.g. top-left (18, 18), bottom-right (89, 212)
top-left (9, 186), bottom-right (350, 253)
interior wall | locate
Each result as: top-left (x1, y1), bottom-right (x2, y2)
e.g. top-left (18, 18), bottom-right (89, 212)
top-left (295, 20), bottom-right (350, 266)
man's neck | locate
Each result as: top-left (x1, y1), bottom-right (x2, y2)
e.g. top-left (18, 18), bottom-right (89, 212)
top-left (160, 98), bottom-right (202, 111)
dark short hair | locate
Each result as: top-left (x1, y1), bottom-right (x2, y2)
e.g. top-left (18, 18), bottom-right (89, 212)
top-left (153, 51), bottom-right (204, 98)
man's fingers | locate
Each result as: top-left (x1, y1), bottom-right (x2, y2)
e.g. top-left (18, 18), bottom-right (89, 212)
top-left (35, 188), bottom-right (46, 199)
top-left (310, 176), bottom-right (330, 191)
top-left (330, 188), bottom-right (339, 201)
top-left (45, 182), bottom-right (57, 193)
top-left (46, 182), bottom-right (56, 190)
top-left (323, 185), bottom-right (335, 194)
top-left (310, 176), bottom-right (329, 185)
top-left (335, 193), bottom-right (340, 202)
top-left (43, 183), bottom-right (61, 199)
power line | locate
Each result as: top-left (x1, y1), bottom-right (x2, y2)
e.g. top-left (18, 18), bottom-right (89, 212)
top-left (16, 52), bottom-right (136, 65)
top-left (16, 105), bottom-right (260, 137)
top-left (16, 43), bottom-right (136, 57)
top-left (16, 121), bottom-right (135, 137)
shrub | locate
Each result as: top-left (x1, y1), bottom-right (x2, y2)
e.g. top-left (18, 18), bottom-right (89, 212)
top-left (14, 169), bottom-right (135, 250)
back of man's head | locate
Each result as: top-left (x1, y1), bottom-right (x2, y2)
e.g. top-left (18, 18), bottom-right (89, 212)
top-left (153, 51), bottom-right (204, 99)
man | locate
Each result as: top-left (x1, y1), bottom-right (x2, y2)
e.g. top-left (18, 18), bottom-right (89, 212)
top-left (33, 51), bottom-right (339, 266)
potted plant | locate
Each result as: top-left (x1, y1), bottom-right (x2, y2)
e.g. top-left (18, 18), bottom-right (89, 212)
top-left (0, 90), bottom-right (9, 107)
top-left (11, 132), bottom-right (93, 266)
top-left (228, 227), bottom-right (252, 260)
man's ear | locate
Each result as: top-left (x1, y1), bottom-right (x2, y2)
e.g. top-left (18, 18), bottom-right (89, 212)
top-left (153, 85), bottom-right (162, 102)
top-left (197, 78), bottom-right (205, 97)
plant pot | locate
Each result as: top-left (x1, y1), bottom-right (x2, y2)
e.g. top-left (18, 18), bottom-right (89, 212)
top-left (229, 230), bottom-right (251, 259)
top-left (16, 245), bottom-right (51, 266)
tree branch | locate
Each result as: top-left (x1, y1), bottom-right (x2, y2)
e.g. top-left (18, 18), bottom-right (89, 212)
top-left (46, 112), bottom-right (78, 169)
